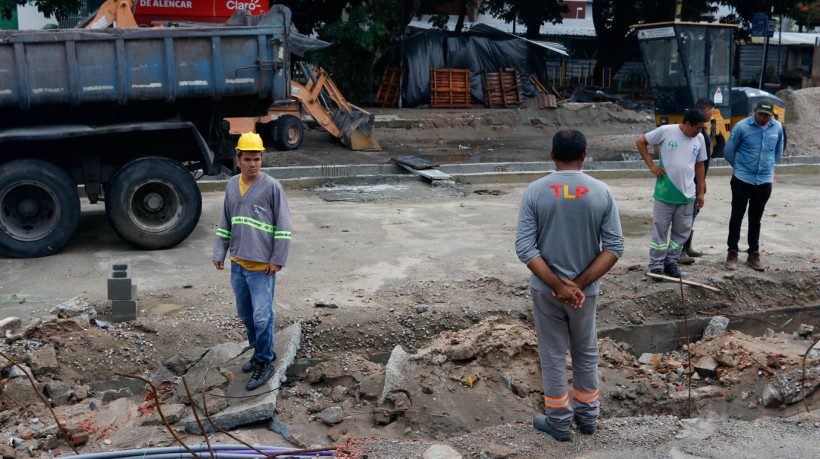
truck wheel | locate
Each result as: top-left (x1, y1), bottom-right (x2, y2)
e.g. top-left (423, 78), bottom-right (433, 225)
top-left (272, 115), bottom-right (303, 151)
top-left (0, 159), bottom-right (80, 258)
top-left (105, 157), bottom-right (202, 250)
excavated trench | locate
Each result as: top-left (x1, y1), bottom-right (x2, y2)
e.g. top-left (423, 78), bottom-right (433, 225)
top-left (601, 304), bottom-right (820, 355)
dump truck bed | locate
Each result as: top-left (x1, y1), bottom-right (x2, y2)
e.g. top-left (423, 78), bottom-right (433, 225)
top-left (0, 11), bottom-right (290, 127)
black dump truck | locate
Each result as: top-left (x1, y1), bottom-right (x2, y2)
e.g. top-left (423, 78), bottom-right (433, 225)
top-left (0, 6), bottom-right (291, 258)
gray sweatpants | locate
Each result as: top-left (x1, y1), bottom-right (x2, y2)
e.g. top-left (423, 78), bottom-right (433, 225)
top-left (532, 289), bottom-right (599, 431)
top-left (649, 200), bottom-right (695, 270)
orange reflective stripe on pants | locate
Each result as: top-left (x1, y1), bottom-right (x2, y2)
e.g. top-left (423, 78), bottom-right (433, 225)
top-left (572, 387), bottom-right (599, 403)
top-left (544, 393), bottom-right (569, 408)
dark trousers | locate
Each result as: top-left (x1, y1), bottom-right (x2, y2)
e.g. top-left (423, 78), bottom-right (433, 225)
top-left (727, 175), bottom-right (772, 253)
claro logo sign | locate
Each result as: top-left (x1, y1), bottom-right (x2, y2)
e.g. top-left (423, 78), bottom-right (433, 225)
top-left (135, 0), bottom-right (267, 16)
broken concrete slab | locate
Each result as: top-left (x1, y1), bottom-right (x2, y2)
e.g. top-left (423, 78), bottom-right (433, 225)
top-left (183, 323), bottom-right (301, 434)
top-left (703, 316), bottom-right (729, 338)
top-left (422, 444), bottom-right (462, 459)
top-left (164, 346), bottom-right (211, 375)
top-left (89, 377), bottom-right (147, 403)
top-left (50, 297), bottom-right (97, 320)
top-left (380, 345), bottom-right (415, 405)
top-left (29, 344), bottom-right (58, 375)
top-left (0, 317), bottom-right (21, 336)
top-left (694, 356), bottom-right (719, 378)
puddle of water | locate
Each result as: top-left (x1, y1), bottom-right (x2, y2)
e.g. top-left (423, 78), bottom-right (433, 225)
top-left (601, 305), bottom-right (820, 355)
top-left (148, 303), bottom-right (187, 315)
top-left (620, 215), bottom-right (653, 238)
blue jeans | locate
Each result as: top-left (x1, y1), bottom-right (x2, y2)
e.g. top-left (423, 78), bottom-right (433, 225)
top-left (230, 261), bottom-right (276, 363)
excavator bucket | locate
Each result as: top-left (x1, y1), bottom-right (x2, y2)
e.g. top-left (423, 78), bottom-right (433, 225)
top-left (332, 106), bottom-right (381, 151)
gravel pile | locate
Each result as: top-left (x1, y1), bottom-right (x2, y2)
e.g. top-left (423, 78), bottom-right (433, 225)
top-left (776, 87), bottom-right (820, 156)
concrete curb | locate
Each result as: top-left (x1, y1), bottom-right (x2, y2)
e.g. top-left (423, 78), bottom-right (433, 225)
top-left (196, 156), bottom-right (820, 191)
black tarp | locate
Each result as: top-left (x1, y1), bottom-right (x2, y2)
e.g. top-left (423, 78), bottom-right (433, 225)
top-left (387, 26), bottom-right (564, 107)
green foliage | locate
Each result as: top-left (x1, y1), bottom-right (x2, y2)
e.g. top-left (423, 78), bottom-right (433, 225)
top-left (788, 1), bottom-right (820, 26)
top-left (308, 0), bottom-right (412, 99)
top-left (0, 0), bottom-right (82, 21)
top-left (482, 0), bottom-right (567, 39)
top-left (428, 12), bottom-right (450, 31)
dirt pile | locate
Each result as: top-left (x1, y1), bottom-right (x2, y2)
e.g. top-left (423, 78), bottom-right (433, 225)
top-left (0, 298), bottom-right (819, 457)
top-left (776, 87), bottom-right (820, 156)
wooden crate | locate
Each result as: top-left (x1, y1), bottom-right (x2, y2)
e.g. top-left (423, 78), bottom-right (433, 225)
top-left (523, 94), bottom-right (557, 109)
top-left (377, 66), bottom-right (401, 107)
top-left (430, 68), bottom-right (471, 108)
top-left (482, 69), bottom-right (523, 108)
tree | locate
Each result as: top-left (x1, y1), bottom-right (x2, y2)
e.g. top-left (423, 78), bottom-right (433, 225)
top-left (303, 0), bottom-right (420, 99)
top-left (420, 0), bottom-right (481, 33)
top-left (0, 0), bottom-right (82, 21)
top-left (788, 1), bottom-right (820, 31)
top-left (482, 0), bottom-right (568, 39)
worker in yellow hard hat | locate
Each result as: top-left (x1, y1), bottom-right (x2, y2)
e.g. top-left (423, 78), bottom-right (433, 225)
top-left (214, 132), bottom-right (292, 391)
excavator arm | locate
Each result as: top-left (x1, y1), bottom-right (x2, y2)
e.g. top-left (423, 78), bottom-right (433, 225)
top-left (289, 63), bottom-right (380, 151)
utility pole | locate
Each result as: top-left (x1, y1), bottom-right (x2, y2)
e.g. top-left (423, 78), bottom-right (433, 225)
top-left (398, 0), bottom-right (404, 108)
top-left (759, 3), bottom-right (774, 89)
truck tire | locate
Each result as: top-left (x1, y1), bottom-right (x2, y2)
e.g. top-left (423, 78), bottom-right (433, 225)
top-left (105, 157), bottom-right (202, 250)
top-left (0, 159), bottom-right (80, 258)
top-left (272, 115), bottom-right (303, 151)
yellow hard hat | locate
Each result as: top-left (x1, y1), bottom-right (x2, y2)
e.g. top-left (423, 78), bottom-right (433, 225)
top-left (236, 132), bottom-right (265, 151)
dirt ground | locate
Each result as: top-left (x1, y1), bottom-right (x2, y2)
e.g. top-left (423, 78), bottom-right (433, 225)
top-left (1, 95), bottom-right (819, 458)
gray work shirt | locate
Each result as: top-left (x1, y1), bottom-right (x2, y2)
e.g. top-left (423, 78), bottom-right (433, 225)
top-left (515, 170), bottom-right (624, 296)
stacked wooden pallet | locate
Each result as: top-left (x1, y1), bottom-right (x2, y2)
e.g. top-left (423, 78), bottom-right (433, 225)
top-left (430, 68), bottom-right (472, 108)
top-left (377, 66), bottom-right (401, 107)
top-left (482, 68), bottom-right (523, 108)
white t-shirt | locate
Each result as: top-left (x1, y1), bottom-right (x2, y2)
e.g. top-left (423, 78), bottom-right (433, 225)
top-left (645, 125), bottom-right (707, 204)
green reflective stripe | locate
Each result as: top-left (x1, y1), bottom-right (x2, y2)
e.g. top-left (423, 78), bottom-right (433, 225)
top-left (650, 242), bottom-right (668, 250)
top-left (669, 240), bottom-right (684, 250)
top-left (274, 231), bottom-right (292, 240)
top-left (216, 228), bottom-right (231, 239)
top-left (230, 216), bottom-right (274, 234)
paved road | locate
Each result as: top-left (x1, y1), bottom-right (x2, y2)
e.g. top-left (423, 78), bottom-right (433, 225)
top-left (1, 170), bottom-right (818, 322)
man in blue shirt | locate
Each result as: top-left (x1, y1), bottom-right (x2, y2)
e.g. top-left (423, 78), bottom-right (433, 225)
top-left (723, 99), bottom-right (784, 271)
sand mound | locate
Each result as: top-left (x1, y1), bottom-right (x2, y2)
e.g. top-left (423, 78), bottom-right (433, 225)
top-left (776, 87), bottom-right (820, 156)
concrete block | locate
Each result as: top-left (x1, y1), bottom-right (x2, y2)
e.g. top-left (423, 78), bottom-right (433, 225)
top-left (112, 284), bottom-right (138, 322)
top-left (107, 264), bottom-right (132, 300)
top-left (694, 355), bottom-right (719, 378)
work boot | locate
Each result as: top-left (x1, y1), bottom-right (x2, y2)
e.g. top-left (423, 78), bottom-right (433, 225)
top-left (242, 351), bottom-right (276, 373)
top-left (533, 414), bottom-right (570, 442)
top-left (246, 362), bottom-right (276, 391)
top-left (573, 413), bottom-right (596, 435)
top-left (678, 251), bottom-right (695, 265)
top-left (649, 268), bottom-right (664, 281)
top-left (241, 353), bottom-right (257, 373)
top-left (686, 232), bottom-right (703, 257)
top-left (746, 251), bottom-right (765, 271)
top-left (725, 250), bottom-right (738, 270)
top-left (663, 263), bottom-right (681, 278)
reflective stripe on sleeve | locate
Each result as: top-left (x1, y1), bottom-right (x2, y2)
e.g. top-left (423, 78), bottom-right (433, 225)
top-left (216, 228), bottom-right (231, 239)
top-left (274, 230), bottom-right (292, 240)
top-left (230, 216), bottom-right (274, 234)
